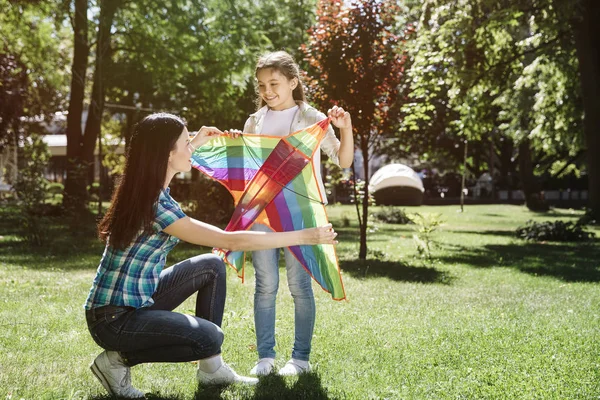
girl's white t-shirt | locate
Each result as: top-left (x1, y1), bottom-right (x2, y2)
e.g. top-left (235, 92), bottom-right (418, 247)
top-left (254, 104), bottom-right (338, 205)
top-left (260, 106), bottom-right (299, 136)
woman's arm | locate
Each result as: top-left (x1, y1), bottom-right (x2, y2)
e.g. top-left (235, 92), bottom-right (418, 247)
top-left (163, 217), bottom-right (337, 251)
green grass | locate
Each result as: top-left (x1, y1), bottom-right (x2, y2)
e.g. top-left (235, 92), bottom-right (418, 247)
top-left (1, 204), bottom-right (599, 399)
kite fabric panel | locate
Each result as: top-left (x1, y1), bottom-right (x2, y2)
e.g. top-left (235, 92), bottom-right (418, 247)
top-left (190, 118), bottom-right (346, 300)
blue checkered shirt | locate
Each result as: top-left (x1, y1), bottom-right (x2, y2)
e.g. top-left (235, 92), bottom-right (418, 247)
top-left (84, 188), bottom-right (187, 310)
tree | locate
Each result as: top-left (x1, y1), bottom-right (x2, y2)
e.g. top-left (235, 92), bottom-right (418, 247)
top-left (0, 53), bottom-right (27, 150)
top-left (402, 0), bottom-right (598, 216)
top-left (82, 0), bottom-right (121, 185)
top-left (63, 0), bottom-right (89, 210)
top-left (303, 0), bottom-right (411, 259)
top-left (1, 0), bottom-right (71, 188)
top-left (571, 0), bottom-right (600, 221)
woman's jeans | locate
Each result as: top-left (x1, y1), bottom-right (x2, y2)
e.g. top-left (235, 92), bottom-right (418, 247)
top-left (85, 254), bottom-right (226, 366)
top-left (251, 224), bottom-right (316, 362)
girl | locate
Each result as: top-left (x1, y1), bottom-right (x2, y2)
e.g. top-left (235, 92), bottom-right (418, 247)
top-left (84, 113), bottom-right (337, 398)
top-left (243, 51), bottom-right (354, 376)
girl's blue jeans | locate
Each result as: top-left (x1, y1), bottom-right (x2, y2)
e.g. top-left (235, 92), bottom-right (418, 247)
top-left (251, 224), bottom-right (316, 362)
top-left (85, 254), bottom-right (226, 366)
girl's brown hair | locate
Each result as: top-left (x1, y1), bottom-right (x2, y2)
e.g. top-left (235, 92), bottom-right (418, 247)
top-left (255, 51), bottom-right (307, 110)
top-left (98, 113), bottom-right (185, 249)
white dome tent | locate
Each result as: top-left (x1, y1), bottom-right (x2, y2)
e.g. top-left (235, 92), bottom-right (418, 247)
top-left (369, 164), bottom-right (424, 206)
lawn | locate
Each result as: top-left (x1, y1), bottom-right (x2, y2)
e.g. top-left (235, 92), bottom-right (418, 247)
top-left (1, 204), bottom-right (599, 399)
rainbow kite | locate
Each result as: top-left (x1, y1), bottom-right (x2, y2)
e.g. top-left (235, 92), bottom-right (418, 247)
top-left (191, 118), bottom-right (346, 300)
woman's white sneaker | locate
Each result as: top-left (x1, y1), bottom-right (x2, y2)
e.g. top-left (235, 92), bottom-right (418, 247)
top-left (197, 362), bottom-right (258, 385)
top-left (90, 351), bottom-right (145, 399)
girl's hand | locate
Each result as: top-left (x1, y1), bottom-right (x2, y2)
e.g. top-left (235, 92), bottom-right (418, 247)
top-left (303, 223), bottom-right (338, 245)
top-left (328, 106), bottom-right (352, 130)
top-left (225, 129), bottom-right (242, 139)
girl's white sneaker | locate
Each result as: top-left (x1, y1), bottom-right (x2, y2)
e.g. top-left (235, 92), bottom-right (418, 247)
top-left (278, 359), bottom-right (311, 376)
top-left (250, 357), bottom-right (275, 375)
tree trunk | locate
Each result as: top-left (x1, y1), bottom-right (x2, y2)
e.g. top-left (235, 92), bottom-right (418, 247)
top-left (518, 139), bottom-right (548, 211)
top-left (358, 136), bottom-right (369, 260)
top-left (63, 0), bottom-right (88, 210)
top-left (82, 0), bottom-right (120, 186)
top-left (460, 140), bottom-right (468, 212)
top-left (573, 0), bottom-right (600, 221)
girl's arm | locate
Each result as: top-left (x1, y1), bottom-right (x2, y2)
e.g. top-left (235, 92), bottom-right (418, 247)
top-left (163, 217), bottom-right (337, 251)
top-left (328, 106), bottom-right (354, 168)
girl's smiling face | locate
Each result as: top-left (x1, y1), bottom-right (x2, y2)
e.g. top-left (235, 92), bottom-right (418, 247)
top-left (256, 68), bottom-right (298, 111)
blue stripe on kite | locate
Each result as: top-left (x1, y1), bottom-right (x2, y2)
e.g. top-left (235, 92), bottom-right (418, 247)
top-left (282, 182), bottom-right (304, 229)
top-left (273, 191), bottom-right (293, 231)
top-left (281, 184), bottom-right (326, 285)
top-left (194, 156), bottom-right (262, 170)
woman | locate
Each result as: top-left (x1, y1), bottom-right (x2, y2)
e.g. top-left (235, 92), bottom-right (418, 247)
top-left (84, 113), bottom-right (337, 398)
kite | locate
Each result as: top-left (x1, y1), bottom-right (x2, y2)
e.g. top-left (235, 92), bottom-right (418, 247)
top-left (191, 118), bottom-right (346, 300)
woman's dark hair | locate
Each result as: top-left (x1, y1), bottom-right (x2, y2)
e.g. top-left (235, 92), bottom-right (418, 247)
top-left (98, 113), bottom-right (186, 249)
top-left (255, 51), bottom-right (307, 110)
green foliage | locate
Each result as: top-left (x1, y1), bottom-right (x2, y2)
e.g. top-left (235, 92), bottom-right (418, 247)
top-left (105, 0), bottom-right (317, 132)
top-left (100, 117), bottom-right (126, 176)
top-left (410, 212), bottom-right (444, 260)
top-left (373, 206), bottom-right (412, 224)
top-left (350, 179), bottom-right (375, 207)
top-left (0, 0), bottom-right (71, 119)
top-left (324, 158), bottom-right (345, 203)
top-left (400, 0), bottom-right (584, 180)
top-left (516, 220), bottom-right (595, 242)
top-left (578, 208), bottom-right (598, 226)
top-left (46, 181), bottom-right (64, 202)
top-left (14, 134), bottom-right (51, 244)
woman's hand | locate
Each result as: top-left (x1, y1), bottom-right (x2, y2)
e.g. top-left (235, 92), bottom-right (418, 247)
top-left (190, 126), bottom-right (225, 149)
top-left (191, 126), bottom-right (243, 148)
top-left (328, 106), bottom-right (352, 130)
top-left (303, 223), bottom-right (338, 245)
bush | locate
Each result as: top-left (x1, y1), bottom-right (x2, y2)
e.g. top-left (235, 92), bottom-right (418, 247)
top-left (578, 208), bottom-right (598, 226)
top-left (14, 135), bottom-right (51, 244)
top-left (171, 177), bottom-right (234, 226)
top-left (46, 182), bottom-right (64, 201)
top-left (373, 207), bottom-right (412, 224)
top-left (516, 220), bottom-right (595, 242)
top-left (410, 212), bottom-right (444, 260)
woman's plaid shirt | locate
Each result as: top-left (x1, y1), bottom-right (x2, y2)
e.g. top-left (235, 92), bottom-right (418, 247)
top-left (84, 188), bottom-right (187, 310)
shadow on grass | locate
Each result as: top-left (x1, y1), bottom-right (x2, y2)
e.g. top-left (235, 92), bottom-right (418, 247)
top-left (448, 229), bottom-right (516, 237)
top-left (340, 259), bottom-right (453, 284)
top-left (89, 373), bottom-right (337, 400)
top-left (187, 372), bottom-right (336, 400)
top-left (90, 394), bottom-right (187, 400)
top-left (250, 373), bottom-right (335, 400)
top-left (0, 230), bottom-right (104, 271)
top-left (0, 207), bottom-right (106, 270)
top-left (439, 241), bottom-right (600, 282)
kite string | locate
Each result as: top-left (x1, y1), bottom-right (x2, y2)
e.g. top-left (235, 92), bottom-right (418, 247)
top-left (241, 135), bottom-right (325, 205)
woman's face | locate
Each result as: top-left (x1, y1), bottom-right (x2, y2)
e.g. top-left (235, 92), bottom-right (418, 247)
top-left (256, 68), bottom-right (298, 111)
top-left (168, 127), bottom-right (194, 174)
